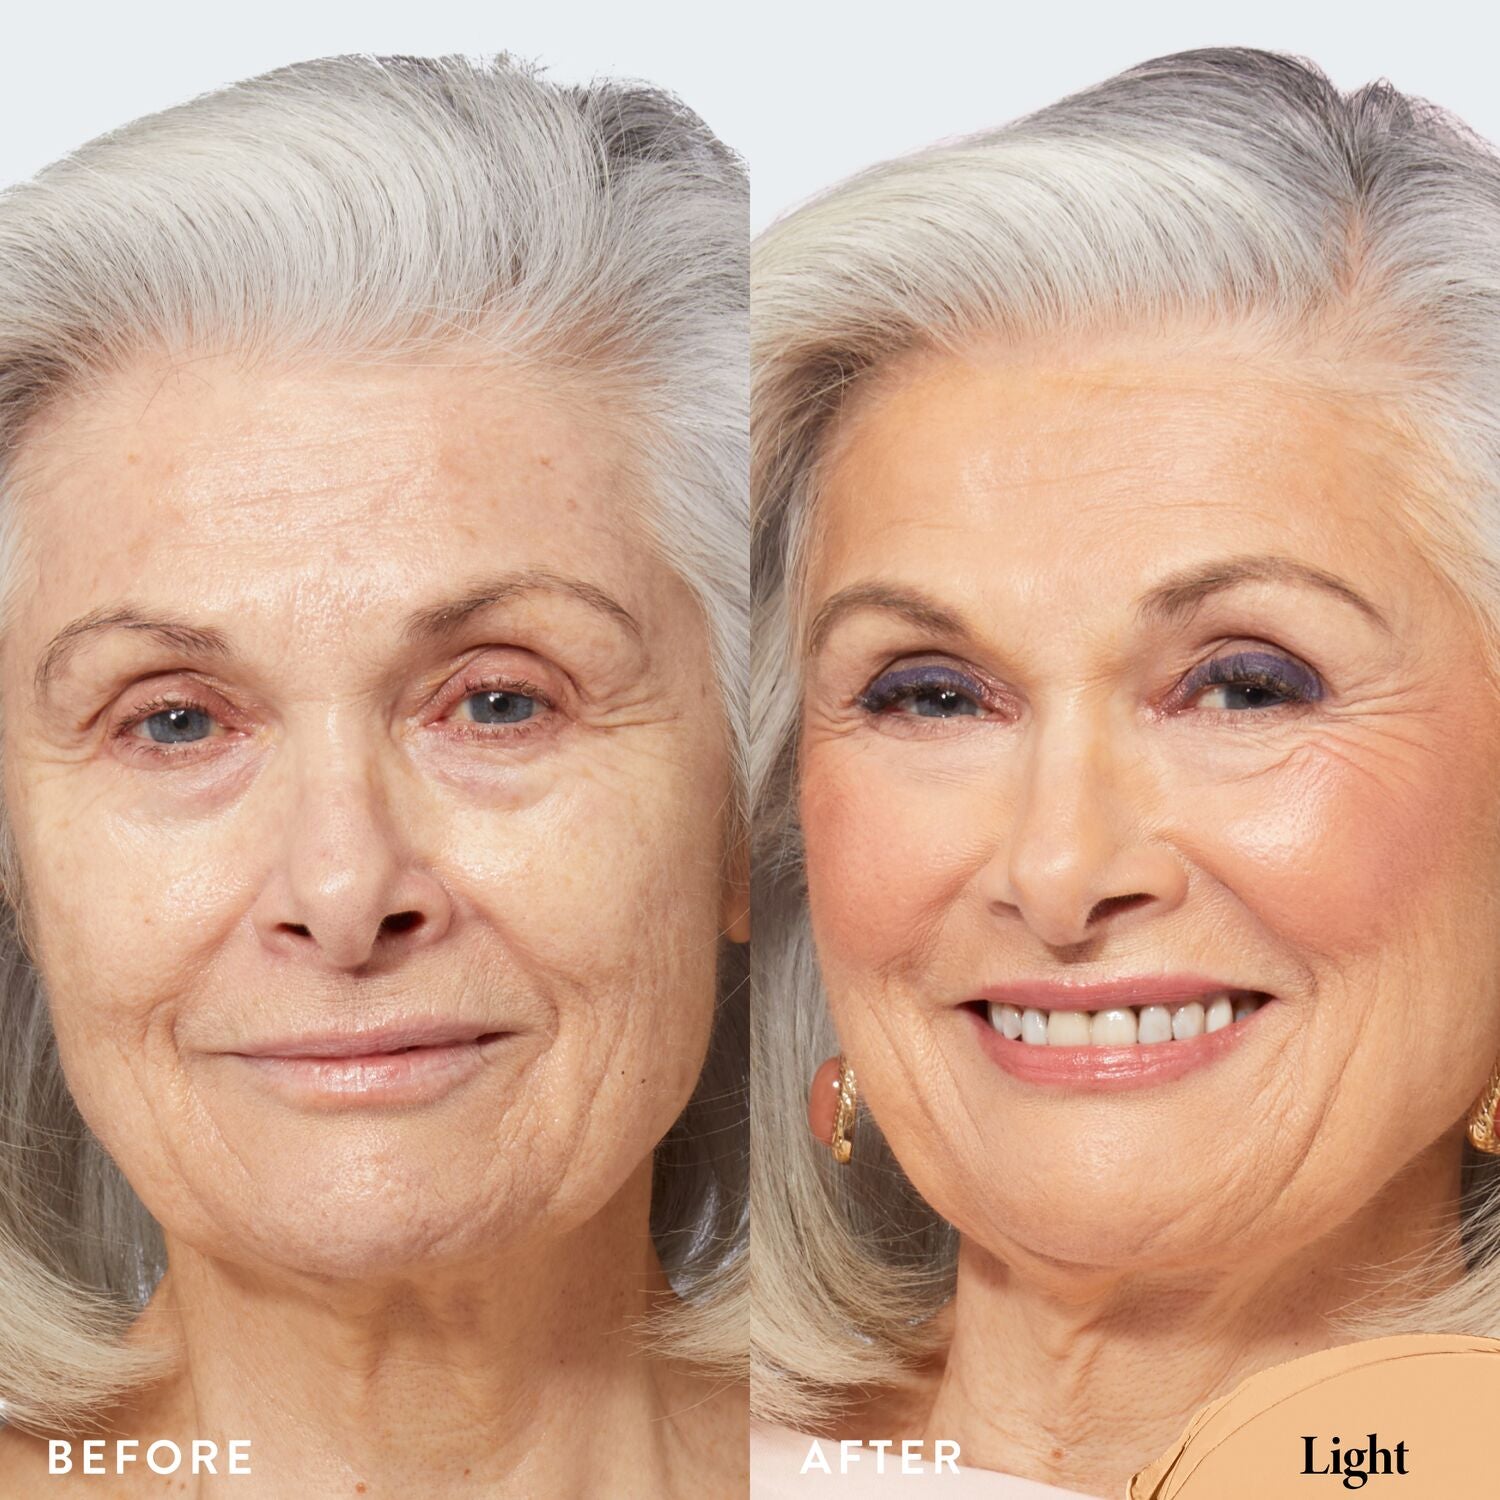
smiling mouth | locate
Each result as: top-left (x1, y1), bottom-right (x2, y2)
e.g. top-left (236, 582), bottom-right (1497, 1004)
top-left (974, 989), bottom-right (1270, 1047)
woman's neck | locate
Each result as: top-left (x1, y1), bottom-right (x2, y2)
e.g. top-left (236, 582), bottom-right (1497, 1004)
top-left (73, 1166), bottom-right (743, 1499)
top-left (922, 1133), bottom-right (1466, 1499)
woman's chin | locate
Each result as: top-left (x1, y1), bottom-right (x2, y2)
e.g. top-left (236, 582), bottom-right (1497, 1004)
top-left (940, 1171), bottom-right (1282, 1281)
top-left (196, 1206), bottom-right (531, 1282)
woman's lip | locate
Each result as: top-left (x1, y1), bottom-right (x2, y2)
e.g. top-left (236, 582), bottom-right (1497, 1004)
top-left (227, 1034), bottom-right (512, 1107)
top-left (967, 1001), bottom-right (1271, 1090)
top-left (969, 973), bottom-right (1269, 1011)
top-left (227, 1021), bottom-right (508, 1059)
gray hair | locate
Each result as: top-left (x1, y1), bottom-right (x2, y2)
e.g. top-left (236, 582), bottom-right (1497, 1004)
top-left (0, 53), bottom-right (748, 1430)
top-left (751, 46), bottom-right (1500, 1428)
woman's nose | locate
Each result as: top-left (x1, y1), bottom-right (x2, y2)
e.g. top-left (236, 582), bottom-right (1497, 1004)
top-left (249, 747), bottom-right (453, 972)
top-left (981, 708), bottom-right (1186, 950)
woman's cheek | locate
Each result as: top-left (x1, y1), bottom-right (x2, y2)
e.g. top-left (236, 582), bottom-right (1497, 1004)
top-left (33, 806), bottom-right (255, 1007)
top-left (451, 748), bottom-right (722, 1123)
top-left (801, 742), bottom-right (976, 984)
top-left (1187, 733), bottom-right (1486, 968)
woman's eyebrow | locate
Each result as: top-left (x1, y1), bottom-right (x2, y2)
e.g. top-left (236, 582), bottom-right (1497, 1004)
top-left (32, 570), bottom-right (643, 708)
top-left (1137, 554), bottom-right (1393, 633)
top-left (34, 609), bottom-right (232, 702)
top-left (805, 582), bottom-right (969, 658)
top-left (805, 554), bottom-right (1392, 661)
top-left (399, 569), bottom-right (643, 645)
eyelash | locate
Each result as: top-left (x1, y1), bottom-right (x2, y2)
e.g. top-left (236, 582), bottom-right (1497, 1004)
top-left (111, 676), bottom-right (556, 762)
top-left (1170, 650), bottom-right (1323, 713)
top-left (855, 650), bottom-right (1323, 722)
top-left (856, 665), bottom-right (996, 719)
top-left (108, 693), bottom-right (216, 757)
top-left (440, 678), bottom-right (555, 744)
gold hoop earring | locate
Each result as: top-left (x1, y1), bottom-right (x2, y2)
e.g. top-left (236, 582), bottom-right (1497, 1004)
top-left (1470, 1061), bottom-right (1500, 1155)
top-left (831, 1056), bottom-right (858, 1165)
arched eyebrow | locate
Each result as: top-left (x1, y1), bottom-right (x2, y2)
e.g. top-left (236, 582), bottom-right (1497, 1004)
top-left (33, 610), bottom-right (233, 701)
top-left (1138, 555), bottom-right (1392, 634)
top-left (804, 553), bottom-right (1390, 659)
top-left (805, 583), bottom-right (967, 657)
top-left (398, 569), bottom-right (642, 645)
top-left (32, 569), bottom-right (643, 705)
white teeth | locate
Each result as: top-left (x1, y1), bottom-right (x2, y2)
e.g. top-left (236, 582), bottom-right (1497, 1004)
top-left (1171, 1001), bottom-right (1204, 1040)
top-left (1047, 1010), bottom-right (1091, 1046)
top-left (987, 991), bottom-right (1265, 1048)
top-left (1090, 1008), bottom-right (1138, 1046)
top-left (1138, 1004), bottom-right (1173, 1044)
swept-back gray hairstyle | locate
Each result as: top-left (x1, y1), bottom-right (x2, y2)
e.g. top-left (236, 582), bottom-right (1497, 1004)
top-left (0, 54), bottom-right (748, 1431)
top-left (751, 47), bottom-right (1500, 1428)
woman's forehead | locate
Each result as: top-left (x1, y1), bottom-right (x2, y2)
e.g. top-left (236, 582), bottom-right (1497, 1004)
top-left (809, 342), bottom-right (1431, 599)
top-left (8, 353), bottom-right (661, 629)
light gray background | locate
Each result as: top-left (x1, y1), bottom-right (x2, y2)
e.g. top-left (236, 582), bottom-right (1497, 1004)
top-left (0, 1), bottom-right (1490, 232)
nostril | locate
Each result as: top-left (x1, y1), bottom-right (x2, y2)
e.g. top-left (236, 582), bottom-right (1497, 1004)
top-left (1088, 893), bottom-right (1153, 924)
top-left (380, 910), bottom-right (423, 937)
top-left (280, 923), bottom-right (312, 938)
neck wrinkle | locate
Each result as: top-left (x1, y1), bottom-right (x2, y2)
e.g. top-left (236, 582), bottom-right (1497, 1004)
top-left (921, 1130), bottom-right (1466, 1499)
top-left (105, 1158), bottom-right (714, 1499)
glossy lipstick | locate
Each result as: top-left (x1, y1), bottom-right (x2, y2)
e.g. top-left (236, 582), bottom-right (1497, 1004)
top-left (966, 974), bottom-right (1276, 1091)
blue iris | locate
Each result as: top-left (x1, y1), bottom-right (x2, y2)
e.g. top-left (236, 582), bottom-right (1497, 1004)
top-left (466, 690), bottom-right (537, 724)
top-left (143, 707), bottom-right (213, 743)
top-left (857, 666), bottom-right (983, 718)
top-left (1186, 650), bottom-right (1322, 709)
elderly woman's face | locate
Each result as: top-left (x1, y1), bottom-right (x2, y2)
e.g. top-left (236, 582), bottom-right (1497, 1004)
top-left (798, 335), bottom-right (1500, 1273)
top-left (1, 356), bottom-right (737, 1276)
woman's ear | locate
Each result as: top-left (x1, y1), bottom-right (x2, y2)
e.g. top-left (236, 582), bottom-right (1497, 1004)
top-left (720, 829), bottom-right (750, 943)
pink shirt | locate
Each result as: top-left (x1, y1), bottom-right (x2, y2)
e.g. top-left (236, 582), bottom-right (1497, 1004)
top-left (751, 1423), bottom-right (1106, 1498)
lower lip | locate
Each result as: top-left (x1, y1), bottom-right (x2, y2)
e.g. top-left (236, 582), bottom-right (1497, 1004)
top-left (966, 1002), bottom-right (1271, 1091)
top-left (228, 1036), bottom-right (510, 1107)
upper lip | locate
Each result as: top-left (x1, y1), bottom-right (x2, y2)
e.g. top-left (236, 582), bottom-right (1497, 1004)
top-left (971, 973), bottom-right (1270, 1011)
top-left (227, 1020), bottom-right (505, 1059)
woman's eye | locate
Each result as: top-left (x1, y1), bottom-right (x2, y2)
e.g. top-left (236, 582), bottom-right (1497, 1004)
top-left (857, 667), bottom-right (986, 718)
top-left (1185, 650), bottom-right (1323, 711)
top-left (452, 688), bottom-right (546, 726)
top-left (128, 704), bottom-right (217, 744)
